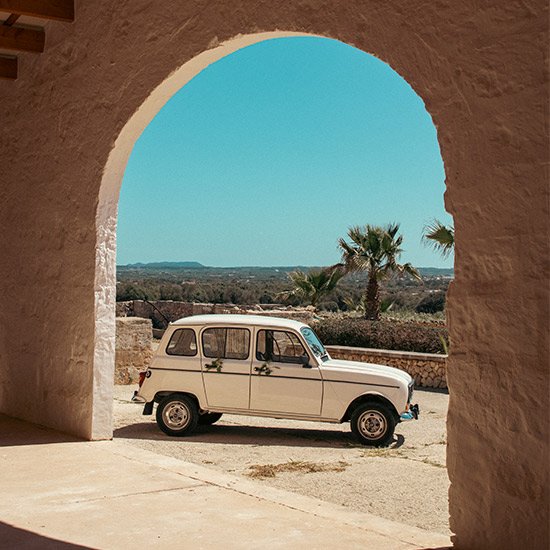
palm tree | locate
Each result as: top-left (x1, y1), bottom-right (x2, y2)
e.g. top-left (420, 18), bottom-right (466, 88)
top-left (338, 224), bottom-right (420, 320)
top-left (422, 219), bottom-right (454, 258)
top-left (283, 267), bottom-right (345, 310)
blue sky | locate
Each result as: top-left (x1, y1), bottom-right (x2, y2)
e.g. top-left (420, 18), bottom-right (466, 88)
top-left (118, 37), bottom-right (453, 268)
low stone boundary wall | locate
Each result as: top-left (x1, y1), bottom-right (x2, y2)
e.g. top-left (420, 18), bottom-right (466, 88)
top-left (115, 317), bottom-right (153, 384)
top-left (116, 300), bottom-right (315, 328)
top-left (325, 345), bottom-right (447, 389)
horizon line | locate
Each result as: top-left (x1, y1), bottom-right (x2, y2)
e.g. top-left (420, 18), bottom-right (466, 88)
top-left (117, 261), bottom-right (454, 270)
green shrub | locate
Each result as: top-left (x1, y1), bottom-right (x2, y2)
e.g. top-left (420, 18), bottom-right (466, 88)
top-left (318, 301), bottom-right (339, 312)
top-left (415, 292), bottom-right (446, 314)
top-left (312, 316), bottom-right (447, 354)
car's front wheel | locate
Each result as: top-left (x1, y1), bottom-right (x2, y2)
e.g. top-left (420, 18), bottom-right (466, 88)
top-left (198, 412), bottom-right (223, 425)
top-left (350, 402), bottom-right (396, 447)
top-left (156, 394), bottom-right (198, 437)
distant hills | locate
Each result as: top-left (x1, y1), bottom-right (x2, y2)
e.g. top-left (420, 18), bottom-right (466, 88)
top-left (118, 262), bottom-right (453, 277)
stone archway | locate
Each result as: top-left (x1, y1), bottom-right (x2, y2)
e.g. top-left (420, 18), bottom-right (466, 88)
top-left (0, 3), bottom-right (547, 549)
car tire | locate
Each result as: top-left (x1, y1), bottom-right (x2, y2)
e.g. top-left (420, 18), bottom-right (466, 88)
top-left (350, 402), bottom-right (396, 447)
top-left (156, 394), bottom-right (199, 437)
top-left (198, 412), bottom-right (223, 425)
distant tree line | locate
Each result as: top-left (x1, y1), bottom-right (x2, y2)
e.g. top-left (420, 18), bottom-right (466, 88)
top-left (116, 271), bottom-right (448, 315)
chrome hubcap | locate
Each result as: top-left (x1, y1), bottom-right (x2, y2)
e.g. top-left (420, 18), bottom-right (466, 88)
top-left (163, 401), bottom-right (190, 430)
top-left (358, 410), bottom-right (387, 439)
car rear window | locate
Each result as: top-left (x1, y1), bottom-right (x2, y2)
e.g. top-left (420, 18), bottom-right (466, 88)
top-left (166, 328), bottom-right (197, 356)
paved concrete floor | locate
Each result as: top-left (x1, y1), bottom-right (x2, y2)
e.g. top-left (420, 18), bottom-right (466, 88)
top-left (0, 415), bottom-right (450, 549)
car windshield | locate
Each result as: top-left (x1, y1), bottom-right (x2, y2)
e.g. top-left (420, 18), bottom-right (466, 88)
top-left (300, 327), bottom-right (329, 361)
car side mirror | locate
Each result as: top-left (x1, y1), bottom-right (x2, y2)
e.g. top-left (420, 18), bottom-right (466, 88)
top-left (300, 355), bottom-right (312, 368)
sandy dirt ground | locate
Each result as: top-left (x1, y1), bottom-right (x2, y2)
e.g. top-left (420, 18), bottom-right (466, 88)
top-left (113, 385), bottom-right (450, 535)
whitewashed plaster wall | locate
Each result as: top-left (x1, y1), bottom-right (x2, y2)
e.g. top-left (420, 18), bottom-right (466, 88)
top-left (0, 1), bottom-right (547, 548)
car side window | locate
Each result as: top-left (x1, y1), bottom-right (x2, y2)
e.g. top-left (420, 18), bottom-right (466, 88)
top-left (256, 330), bottom-right (307, 364)
top-left (166, 328), bottom-right (197, 356)
top-left (202, 328), bottom-right (250, 360)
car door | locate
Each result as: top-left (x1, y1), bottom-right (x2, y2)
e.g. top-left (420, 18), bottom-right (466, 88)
top-left (249, 328), bottom-right (322, 416)
top-left (200, 326), bottom-right (251, 410)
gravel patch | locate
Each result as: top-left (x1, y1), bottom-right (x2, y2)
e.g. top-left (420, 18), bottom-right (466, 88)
top-left (113, 385), bottom-right (450, 535)
top-left (247, 460), bottom-right (350, 478)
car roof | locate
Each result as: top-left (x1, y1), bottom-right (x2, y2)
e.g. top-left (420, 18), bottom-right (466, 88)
top-left (171, 314), bottom-right (309, 331)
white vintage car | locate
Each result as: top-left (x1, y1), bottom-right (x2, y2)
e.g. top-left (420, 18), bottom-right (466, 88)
top-left (133, 314), bottom-right (419, 446)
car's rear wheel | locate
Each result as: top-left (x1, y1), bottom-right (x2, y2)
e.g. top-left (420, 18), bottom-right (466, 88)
top-left (198, 412), bottom-right (223, 425)
top-left (156, 394), bottom-right (198, 437)
top-left (350, 402), bottom-right (396, 447)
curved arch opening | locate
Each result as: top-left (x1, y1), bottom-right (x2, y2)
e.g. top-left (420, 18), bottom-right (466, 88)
top-left (95, 31), bottom-right (451, 534)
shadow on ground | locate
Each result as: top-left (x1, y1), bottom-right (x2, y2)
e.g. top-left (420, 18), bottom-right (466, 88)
top-left (0, 414), bottom-right (83, 447)
top-left (114, 421), bottom-right (406, 449)
top-left (0, 522), bottom-right (93, 549)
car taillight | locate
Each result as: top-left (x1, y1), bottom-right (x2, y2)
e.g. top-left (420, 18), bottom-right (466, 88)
top-left (138, 371), bottom-right (147, 388)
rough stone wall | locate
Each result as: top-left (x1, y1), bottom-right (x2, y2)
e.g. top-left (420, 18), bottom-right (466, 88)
top-left (117, 300), bottom-right (315, 326)
top-left (129, 300), bottom-right (194, 326)
top-left (115, 318), bottom-right (153, 385)
top-left (326, 346), bottom-right (447, 389)
top-left (0, 1), bottom-right (547, 548)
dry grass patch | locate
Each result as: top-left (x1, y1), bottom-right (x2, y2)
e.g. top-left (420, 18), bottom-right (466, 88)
top-left (247, 460), bottom-right (349, 479)
top-left (360, 448), bottom-right (404, 458)
top-left (420, 457), bottom-right (446, 469)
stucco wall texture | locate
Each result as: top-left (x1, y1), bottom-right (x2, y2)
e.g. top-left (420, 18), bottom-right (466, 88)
top-left (0, 1), bottom-right (548, 548)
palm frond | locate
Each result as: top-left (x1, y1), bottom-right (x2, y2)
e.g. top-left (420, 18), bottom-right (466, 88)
top-left (338, 222), bottom-right (415, 280)
top-left (283, 267), bottom-right (344, 308)
top-left (423, 219), bottom-right (454, 258)
top-left (386, 223), bottom-right (400, 239)
top-left (396, 262), bottom-right (422, 281)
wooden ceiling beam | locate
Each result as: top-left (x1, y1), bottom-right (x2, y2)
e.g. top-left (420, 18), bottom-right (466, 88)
top-left (0, 24), bottom-right (44, 53)
top-left (3, 13), bottom-right (20, 25)
top-left (0, 0), bottom-right (74, 22)
top-left (0, 54), bottom-right (17, 79)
